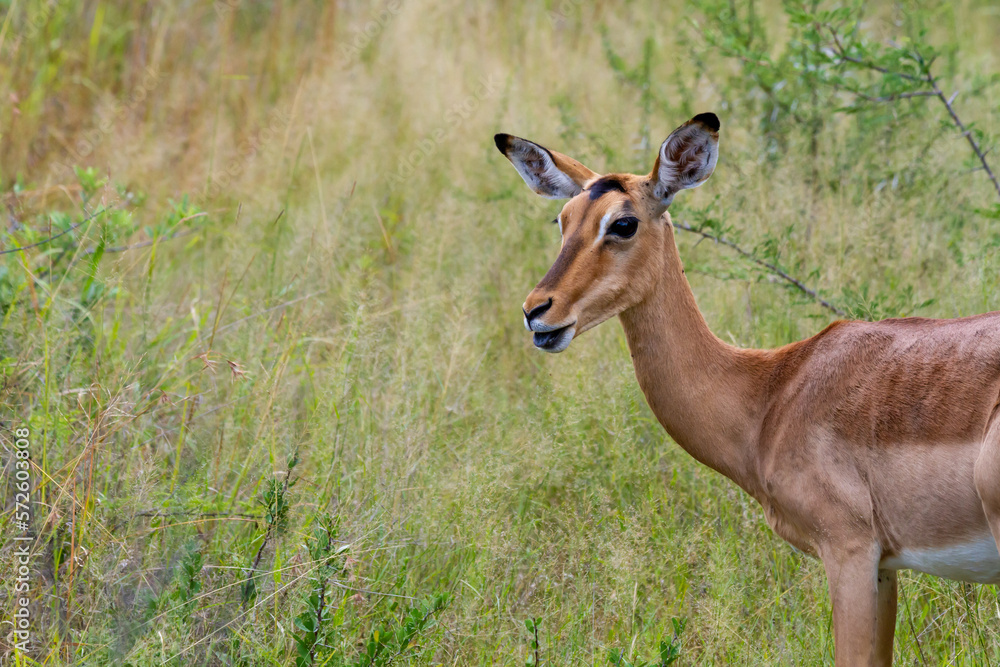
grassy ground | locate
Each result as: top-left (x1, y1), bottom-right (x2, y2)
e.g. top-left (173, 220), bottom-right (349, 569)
top-left (1, 0), bottom-right (1000, 664)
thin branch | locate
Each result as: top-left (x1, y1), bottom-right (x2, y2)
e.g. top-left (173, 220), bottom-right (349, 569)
top-left (0, 206), bottom-right (109, 255)
top-left (207, 289), bottom-right (329, 338)
top-left (823, 26), bottom-right (1000, 203)
top-left (91, 211), bottom-right (207, 254)
top-left (672, 220), bottom-right (846, 317)
top-left (834, 53), bottom-right (925, 82)
top-left (825, 28), bottom-right (926, 83)
top-left (927, 76), bottom-right (1000, 201)
top-left (243, 518), bottom-right (276, 611)
top-left (86, 229), bottom-right (196, 255)
top-left (852, 90), bottom-right (937, 102)
top-left (135, 510), bottom-right (260, 519)
top-left (309, 529), bottom-right (335, 666)
top-left (33, 215), bottom-right (204, 283)
top-left (328, 580), bottom-right (416, 600)
top-left (241, 462), bottom-right (295, 611)
top-left (533, 619), bottom-right (541, 667)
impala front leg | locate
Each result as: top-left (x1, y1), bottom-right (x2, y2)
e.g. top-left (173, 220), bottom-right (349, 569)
top-left (823, 543), bottom-right (894, 666)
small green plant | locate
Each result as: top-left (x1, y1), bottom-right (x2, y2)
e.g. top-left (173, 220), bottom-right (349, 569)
top-left (608, 618), bottom-right (686, 667)
top-left (353, 595), bottom-right (448, 666)
top-left (171, 546), bottom-right (204, 621)
top-left (1, 166), bottom-right (201, 315)
top-left (524, 617), bottom-right (541, 667)
top-left (296, 592), bottom-right (448, 667)
top-left (292, 516), bottom-right (347, 667)
top-left (242, 452), bottom-right (299, 607)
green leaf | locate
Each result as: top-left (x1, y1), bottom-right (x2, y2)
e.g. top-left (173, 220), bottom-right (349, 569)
top-left (295, 612), bottom-right (317, 633)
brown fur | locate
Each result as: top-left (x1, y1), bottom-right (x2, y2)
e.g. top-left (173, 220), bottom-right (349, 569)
top-left (496, 114), bottom-right (1000, 666)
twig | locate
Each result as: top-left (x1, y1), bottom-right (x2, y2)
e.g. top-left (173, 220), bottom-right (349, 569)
top-left (208, 289), bottom-right (329, 338)
top-left (34, 214), bottom-right (205, 281)
top-left (927, 75), bottom-right (1000, 201)
top-left (833, 53), bottom-right (926, 82)
top-left (852, 90), bottom-right (937, 102)
top-left (309, 527), bottom-right (335, 666)
top-left (0, 206), bottom-right (108, 255)
top-left (825, 28), bottom-right (925, 83)
top-left (533, 619), bottom-right (541, 667)
top-left (135, 510), bottom-right (260, 519)
top-left (672, 220), bottom-right (846, 317)
top-left (243, 518), bottom-right (277, 610)
top-left (825, 27), bottom-right (1000, 203)
top-left (328, 581), bottom-right (416, 600)
top-left (241, 458), bottom-right (296, 611)
top-left (85, 229), bottom-right (196, 255)
top-left (85, 211), bottom-right (207, 254)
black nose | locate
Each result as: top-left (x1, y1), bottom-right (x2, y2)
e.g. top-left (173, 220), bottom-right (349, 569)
top-left (523, 298), bottom-right (553, 324)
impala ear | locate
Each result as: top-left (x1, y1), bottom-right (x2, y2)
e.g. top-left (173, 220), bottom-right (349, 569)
top-left (494, 133), bottom-right (598, 199)
top-left (651, 113), bottom-right (720, 206)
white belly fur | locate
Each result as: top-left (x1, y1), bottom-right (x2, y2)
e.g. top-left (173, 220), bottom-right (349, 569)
top-left (881, 534), bottom-right (1000, 584)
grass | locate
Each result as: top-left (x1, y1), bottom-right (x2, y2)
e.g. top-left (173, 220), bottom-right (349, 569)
top-left (1, 0), bottom-right (1000, 664)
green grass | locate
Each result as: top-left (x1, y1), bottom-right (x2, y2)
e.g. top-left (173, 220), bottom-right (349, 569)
top-left (2, 0), bottom-right (1000, 664)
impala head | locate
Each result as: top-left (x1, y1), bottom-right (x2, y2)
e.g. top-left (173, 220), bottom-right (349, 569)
top-left (495, 113), bottom-right (720, 352)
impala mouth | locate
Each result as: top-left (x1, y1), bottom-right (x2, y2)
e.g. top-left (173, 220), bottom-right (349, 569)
top-left (532, 322), bottom-right (576, 353)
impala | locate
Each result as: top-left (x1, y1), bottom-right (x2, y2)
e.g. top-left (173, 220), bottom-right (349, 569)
top-left (494, 113), bottom-right (1000, 666)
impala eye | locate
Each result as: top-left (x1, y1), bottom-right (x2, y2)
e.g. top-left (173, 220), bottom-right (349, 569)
top-left (607, 216), bottom-right (639, 239)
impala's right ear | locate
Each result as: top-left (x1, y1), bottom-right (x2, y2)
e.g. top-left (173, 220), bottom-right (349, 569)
top-left (494, 133), bottom-right (598, 199)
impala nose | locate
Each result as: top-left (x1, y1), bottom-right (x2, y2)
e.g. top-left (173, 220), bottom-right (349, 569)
top-left (522, 298), bottom-right (553, 330)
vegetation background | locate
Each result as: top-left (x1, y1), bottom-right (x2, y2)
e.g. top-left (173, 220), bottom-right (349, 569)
top-left (1, 0), bottom-right (999, 664)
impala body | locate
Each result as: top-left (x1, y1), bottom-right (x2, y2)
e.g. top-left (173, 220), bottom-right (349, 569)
top-left (494, 113), bottom-right (1000, 666)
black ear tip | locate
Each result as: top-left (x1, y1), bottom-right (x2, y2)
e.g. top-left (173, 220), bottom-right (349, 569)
top-left (494, 133), bottom-right (510, 154)
top-left (692, 112), bottom-right (720, 132)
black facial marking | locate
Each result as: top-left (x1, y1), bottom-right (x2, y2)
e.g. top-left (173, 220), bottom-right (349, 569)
top-left (587, 176), bottom-right (627, 201)
top-left (536, 233), bottom-right (584, 290)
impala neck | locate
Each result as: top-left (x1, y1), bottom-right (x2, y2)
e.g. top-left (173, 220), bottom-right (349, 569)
top-left (618, 223), bottom-right (771, 492)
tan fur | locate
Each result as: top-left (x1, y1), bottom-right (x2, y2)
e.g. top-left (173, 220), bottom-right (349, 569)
top-left (496, 114), bottom-right (1000, 666)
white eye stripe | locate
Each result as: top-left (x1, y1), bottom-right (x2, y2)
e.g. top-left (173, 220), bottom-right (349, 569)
top-left (595, 211), bottom-right (615, 245)
top-left (557, 214), bottom-right (563, 237)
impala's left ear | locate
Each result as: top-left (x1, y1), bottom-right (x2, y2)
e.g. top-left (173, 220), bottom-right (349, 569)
top-left (650, 113), bottom-right (720, 206)
top-left (494, 133), bottom-right (599, 199)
